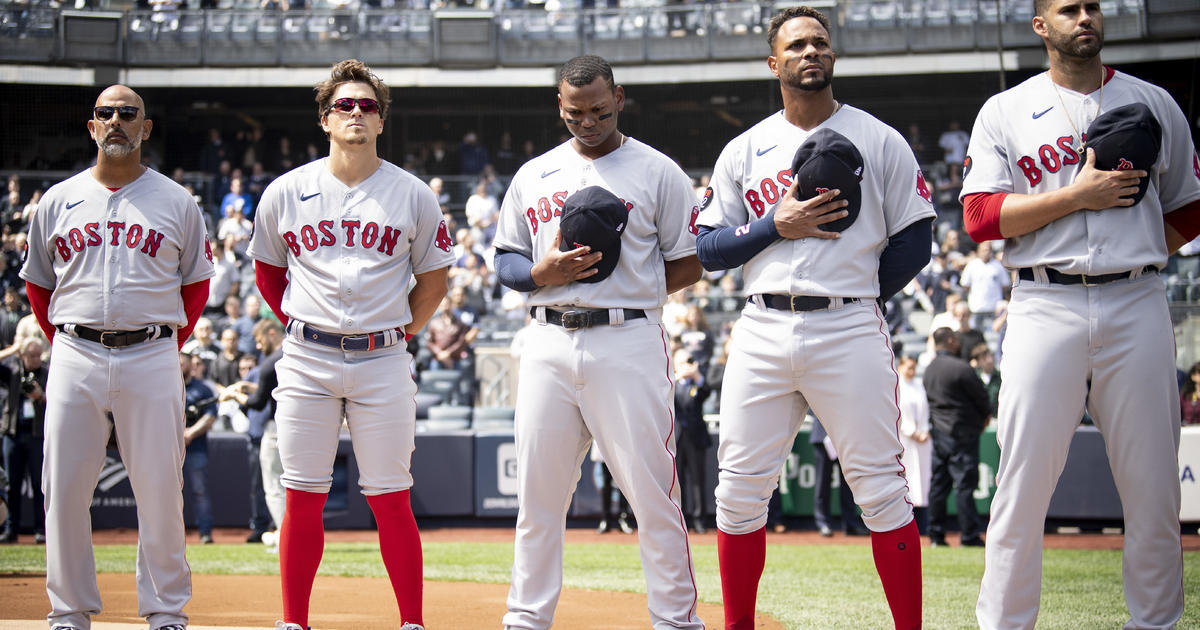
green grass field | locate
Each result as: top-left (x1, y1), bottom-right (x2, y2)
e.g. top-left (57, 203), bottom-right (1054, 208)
top-left (2, 541), bottom-right (1197, 629)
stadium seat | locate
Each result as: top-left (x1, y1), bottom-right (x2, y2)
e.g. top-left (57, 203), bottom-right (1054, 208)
top-left (414, 391), bottom-right (443, 420)
top-left (418, 368), bottom-right (464, 404)
top-left (472, 406), bottom-right (515, 430)
top-left (426, 405), bottom-right (473, 431)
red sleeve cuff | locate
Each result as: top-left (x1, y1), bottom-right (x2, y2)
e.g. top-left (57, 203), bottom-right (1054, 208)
top-left (1166, 199), bottom-right (1200, 243)
top-left (177, 279), bottom-right (210, 349)
top-left (24, 281), bottom-right (56, 343)
top-left (254, 260), bottom-right (290, 327)
top-left (963, 192), bottom-right (1007, 242)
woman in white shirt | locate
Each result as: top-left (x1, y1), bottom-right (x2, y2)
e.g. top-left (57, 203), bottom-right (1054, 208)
top-left (897, 354), bottom-right (932, 533)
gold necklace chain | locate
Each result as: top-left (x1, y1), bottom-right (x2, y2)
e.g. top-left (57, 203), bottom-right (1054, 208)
top-left (1052, 67), bottom-right (1104, 153)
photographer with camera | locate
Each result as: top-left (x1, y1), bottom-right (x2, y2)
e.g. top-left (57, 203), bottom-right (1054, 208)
top-left (182, 350), bottom-right (218, 544)
top-left (0, 337), bottom-right (48, 543)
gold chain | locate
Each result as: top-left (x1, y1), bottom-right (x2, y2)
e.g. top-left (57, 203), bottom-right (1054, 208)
top-left (1052, 67), bottom-right (1105, 153)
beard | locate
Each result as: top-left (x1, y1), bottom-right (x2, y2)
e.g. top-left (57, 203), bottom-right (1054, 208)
top-left (1047, 24), bottom-right (1103, 59)
top-left (95, 130), bottom-right (140, 158)
top-left (780, 58), bottom-right (834, 92)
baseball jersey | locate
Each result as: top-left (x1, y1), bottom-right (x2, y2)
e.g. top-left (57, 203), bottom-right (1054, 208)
top-left (247, 158), bottom-right (455, 334)
top-left (20, 167), bottom-right (214, 329)
top-left (698, 106), bottom-right (935, 298)
top-left (492, 138), bottom-right (699, 310)
top-left (960, 69), bottom-right (1200, 274)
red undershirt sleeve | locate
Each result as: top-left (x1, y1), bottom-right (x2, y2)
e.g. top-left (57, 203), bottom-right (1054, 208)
top-left (255, 260), bottom-right (290, 327)
top-left (1165, 199), bottom-right (1200, 243)
top-left (963, 192), bottom-right (1007, 242)
top-left (24, 281), bottom-right (56, 343)
top-left (177, 279), bottom-right (210, 349)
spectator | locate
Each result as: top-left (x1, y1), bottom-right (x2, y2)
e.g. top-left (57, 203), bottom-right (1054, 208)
top-left (951, 301), bottom-right (985, 363)
top-left (212, 327), bottom-right (244, 387)
top-left (220, 177), bottom-right (255, 220)
top-left (897, 355), bottom-right (931, 534)
top-left (673, 348), bottom-right (712, 534)
top-left (493, 131), bottom-right (519, 175)
top-left (241, 127), bottom-right (266, 171)
top-left (464, 178), bottom-right (499, 247)
top-left (222, 319), bottom-right (286, 544)
top-left (1182, 362), bottom-right (1200, 426)
top-left (678, 304), bottom-right (714, 374)
top-left (970, 342), bottom-right (1001, 418)
top-left (273, 136), bottom-right (296, 174)
top-left (0, 337), bottom-right (48, 543)
top-left (593, 449), bottom-right (634, 534)
top-left (424, 297), bottom-right (478, 404)
top-left (206, 239), bottom-right (239, 316)
top-left (198, 127), bottom-right (227, 175)
top-left (662, 289), bottom-right (690, 339)
top-left (247, 161), bottom-right (272, 206)
top-left (181, 351), bottom-right (218, 544)
top-left (922, 328), bottom-right (990, 548)
top-left (905, 122), bottom-right (931, 165)
top-left (181, 317), bottom-right (220, 373)
top-left (937, 119), bottom-right (970, 177)
top-left (218, 204), bottom-right (253, 258)
top-left (0, 287), bottom-right (29, 349)
top-left (809, 415), bottom-right (868, 536)
top-left (425, 139), bottom-right (453, 175)
top-left (217, 295), bottom-right (255, 348)
top-left (207, 159), bottom-right (234, 215)
top-left (458, 131), bottom-right (489, 176)
top-left (428, 176), bottom-right (451, 211)
top-left (0, 190), bottom-right (22, 232)
top-left (959, 242), bottom-right (1010, 331)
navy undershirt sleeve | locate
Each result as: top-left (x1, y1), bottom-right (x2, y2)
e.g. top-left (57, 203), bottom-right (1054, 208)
top-left (877, 218), bottom-right (934, 303)
top-left (495, 248), bottom-right (541, 293)
top-left (695, 210), bottom-right (782, 272)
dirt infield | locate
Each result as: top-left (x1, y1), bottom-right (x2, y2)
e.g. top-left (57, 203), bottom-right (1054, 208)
top-left (4, 526), bottom-right (1192, 629)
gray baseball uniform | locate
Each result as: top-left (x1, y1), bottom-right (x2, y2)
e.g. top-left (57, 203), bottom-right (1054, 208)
top-left (493, 137), bottom-right (704, 630)
top-left (962, 68), bottom-right (1200, 630)
top-left (21, 166), bottom-right (214, 630)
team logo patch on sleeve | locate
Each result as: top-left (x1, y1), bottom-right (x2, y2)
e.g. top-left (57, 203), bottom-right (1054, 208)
top-left (204, 237), bottom-right (213, 263)
top-left (916, 169), bottom-right (932, 203)
top-left (699, 187), bottom-right (714, 211)
top-left (434, 220), bottom-right (454, 253)
top-left (963, 155), bottom-right (973, 179)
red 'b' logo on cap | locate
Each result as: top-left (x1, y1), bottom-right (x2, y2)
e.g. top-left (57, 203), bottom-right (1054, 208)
top-left (1117, 158), bottom-right (1134, 170)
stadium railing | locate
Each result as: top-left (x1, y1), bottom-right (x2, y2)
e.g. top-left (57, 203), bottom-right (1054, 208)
top-left (3, 0), bottom-right (1194, 68)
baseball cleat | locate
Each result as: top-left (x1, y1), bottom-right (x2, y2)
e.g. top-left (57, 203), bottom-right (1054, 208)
top-left (274, 622), bottom-right (307, 630)
top-left (158, 625), bottom-right (188, 630)
top-left (399, 624), bottom-right (426, 630)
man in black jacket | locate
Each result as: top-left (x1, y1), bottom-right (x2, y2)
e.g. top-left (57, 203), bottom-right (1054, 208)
top-left (923, 327), bottom-right (991, 547)
top-left (673, 348), bottom-right (712, 534)
top-left (0, 337), bottom-right (48, 543)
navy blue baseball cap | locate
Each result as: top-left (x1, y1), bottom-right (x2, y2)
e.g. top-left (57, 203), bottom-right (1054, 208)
top-left (1079, 102), bottom-right (1162, 205)
top-left (791, 128), bottom-right (865, 233)
top-left (559, 186), bottom-right (628, 284)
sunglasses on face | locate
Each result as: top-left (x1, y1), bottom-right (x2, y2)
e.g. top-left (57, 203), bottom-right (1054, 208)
top-left (93, 106), bottom-right (140, 122)
top-left (325, 97), bottom-right (380, 115)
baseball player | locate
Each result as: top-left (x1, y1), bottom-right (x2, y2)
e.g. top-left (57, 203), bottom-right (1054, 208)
top-left (492, 54), bottom-right (705, 630)
top-left (695, 7), bottom-right (934, 629)
top-left (248, 59), bottom-right (453, 630)
top-left (960, 0), bottom-right (1200, 627)
top-left (21, 85), bottom-right (213, 630)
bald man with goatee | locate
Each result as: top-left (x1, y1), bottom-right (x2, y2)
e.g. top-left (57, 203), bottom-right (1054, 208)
top-left (21, 84), bottom-right (213, 630)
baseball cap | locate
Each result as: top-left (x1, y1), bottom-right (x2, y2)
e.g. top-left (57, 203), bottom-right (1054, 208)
top-left (558, 186), bottom-right (628, 284)
top-left (791, 128), bottom-right (865, 233)
top-left (1079, 102), bottom-right (1161, 205)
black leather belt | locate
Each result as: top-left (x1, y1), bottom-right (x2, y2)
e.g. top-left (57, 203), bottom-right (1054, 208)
top-left (535, 307), bottom-right (647, 331)
top-left (1017, 266), bottom-right (1156, 286)
top-left (753, 295), bottom-right (860, 312)
top-left (291, 320), bottom-right (402, 352)
top-left (59, 324), bottom-right (172, 348)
